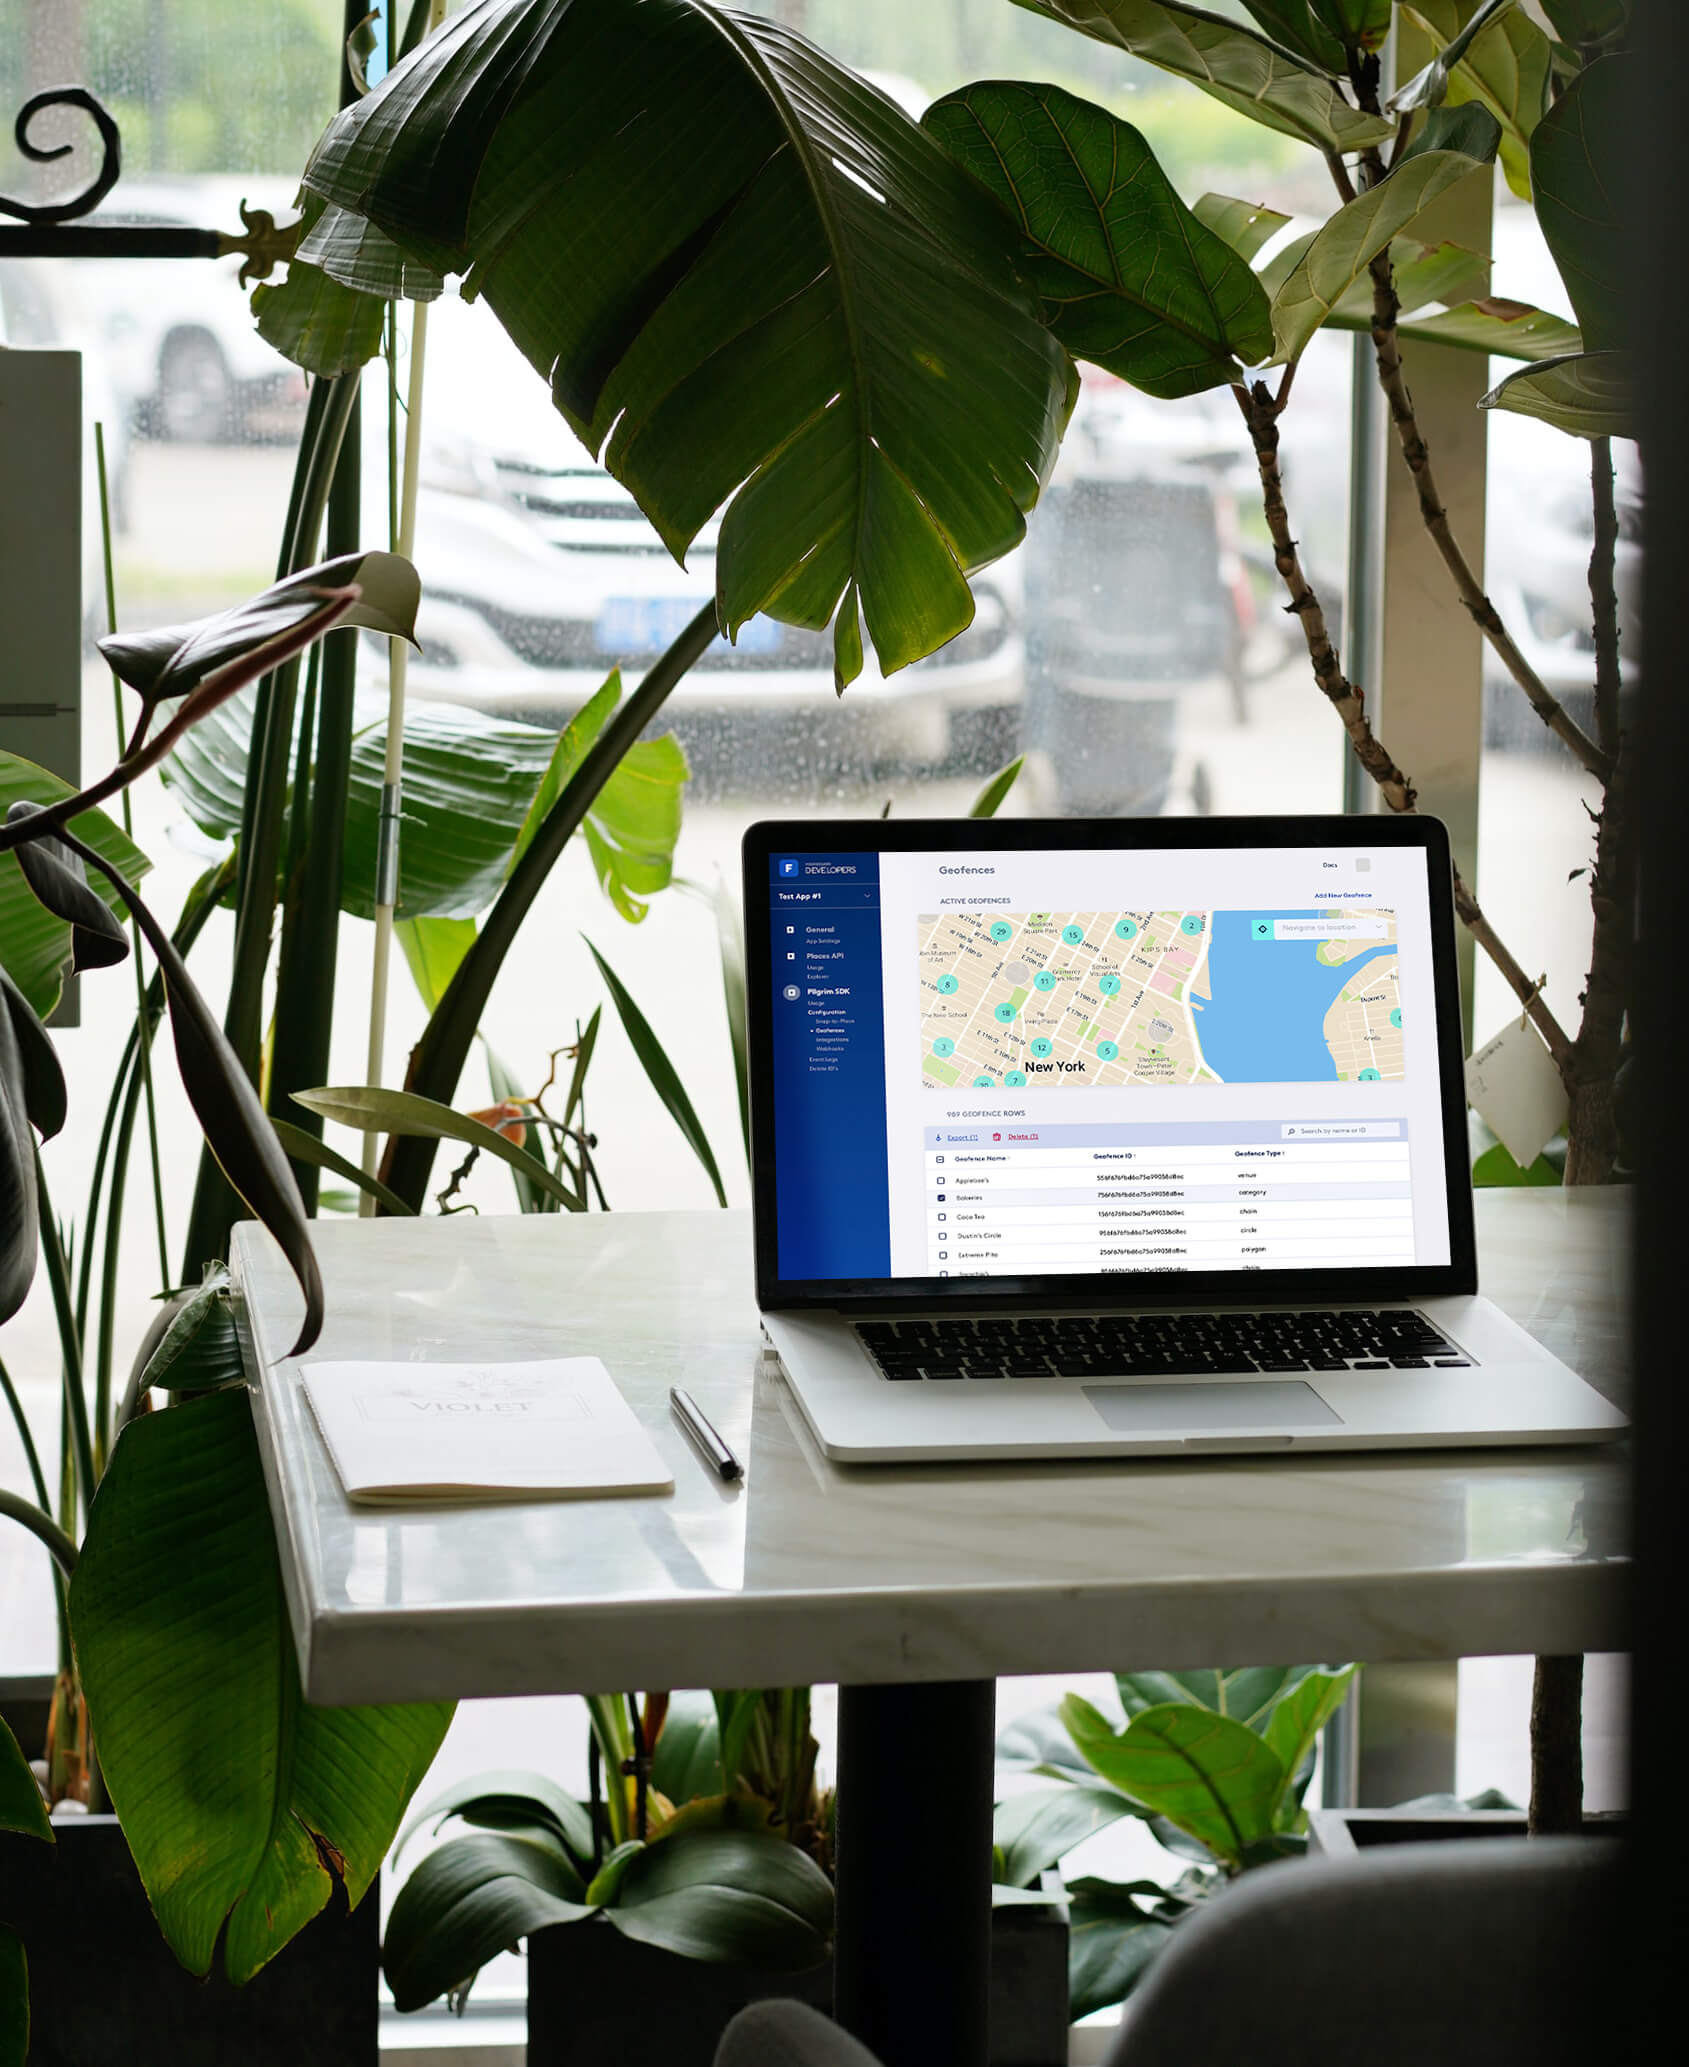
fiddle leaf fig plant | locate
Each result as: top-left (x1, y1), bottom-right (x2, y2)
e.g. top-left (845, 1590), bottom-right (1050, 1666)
top-left (993, 1665), bottom-right (1357, 2019)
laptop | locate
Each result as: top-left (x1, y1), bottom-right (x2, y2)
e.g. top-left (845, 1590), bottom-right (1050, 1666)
top-left (742, 814), bottom-right (1627, 1462)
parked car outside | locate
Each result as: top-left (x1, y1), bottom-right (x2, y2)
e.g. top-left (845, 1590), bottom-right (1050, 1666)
top-left (73, 175), bottom-right (308, 442)
top-left (379, 292), bottom-right (1025, 786)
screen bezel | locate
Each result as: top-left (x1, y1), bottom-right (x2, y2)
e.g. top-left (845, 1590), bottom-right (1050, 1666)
top-left (743, 815), bottom-right (1478, 1312)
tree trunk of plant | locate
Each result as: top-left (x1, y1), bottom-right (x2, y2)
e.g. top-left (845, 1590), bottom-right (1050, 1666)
top-left (1528, 1656), bottom-right (1584, 1836)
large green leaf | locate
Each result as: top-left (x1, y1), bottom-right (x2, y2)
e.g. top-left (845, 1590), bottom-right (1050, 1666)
top-left (1066, 1877), bottom-right (1179, 2020)
top-left (69, 1387), bottom-right (453, 1983)
top-left (1192, 191), bottom-right (1291, 263)
top-left (300, 0), bottom-right (1075, 689)
top-left (1270, 142), bottom-right (1499, 362)
top-left (133, 1267), bottom-right (246, 1393)
top-left (164, 684), bottom-right (686, 926)
top-left (1482, 349), bottom-right (1634, 439)
top-left (1328, 233), bottom-right (1491, 322)
top-left (1400, 3), bottom-right (1551, 199)
top-left (996, 1702), bottom-right (1098, 1782)
top-left (651, 1690), bottom-right (725, 1807)
top-left (993, 1786), bottom-right (1139, 1888)
top-left (1012, 2), bottom-right (1394, 152)
top-left (382, 1831), bottom-right (595, 2011)
top-left (1061, 1694), bottom-right (1286, 1867)
top-left (397, 916), bottom-right (479, 1013)
top-left (1311, 0), bottom-right (1391, 45)
top-left (396, 1769), bottom-right (595, 1877)
top-left (511, 673), bottom-right (687, 923)
top-left (1364, 296), bottom-right (1581, 361)
top-left (1529, 53), bottom-right (1629, 352)
top-left (0, 754), bottom-right (151, 1020)
top-left (605, 1829), bottom-right (833, 1969)
top-left (294, 1084), bottom-right (585, 1210)
top-left (1115, 1667), bottom-right (1316, 1728)
top-left (1261, 1665), bottom-right (1357, 1817)
top-left (1239, 4), bottom-right (1345, 71)
top-left (925, 81), bottom-right (1270, 396)
top-left (0, 1717), bottom-right (49, 1844)
top-left (253, 192), bottom-right (443, 379)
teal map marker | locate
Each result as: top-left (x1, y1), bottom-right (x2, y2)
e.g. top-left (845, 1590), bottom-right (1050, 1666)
top-left (1061, 924), bottom-right (1084, 946)
top-left (1359, 1067), bottom-right (1381, 1081)
top-left (1115, 919), bottom-right (1138, 940)
top-left (1096, 1039), bottom-right (1120, 1061)
top-left (1030, 1038), bottom-right (1053, 1058)
top-left (973, 1074), bottom-right (995, 1088)
top-left (1180, 915), bottom-right (1204, 937)
top-left (993, 1001), bottom-right (1016, 1023)
top-left (1251, 918), bottom-right (1272, 941)
top-left (989, 921), bottom-right (1013, 943)
top-left (1034, 971), bottom-right (1057, 991)
top-left (1098, 973), bottom-right (1121, 996)
top-left (1004, 1070), bottom-right (1027, 1087)
top-left (936, 973), bottom-right (959, 994)
top-left (932, 1037), bottom-right (955, 1058)
top-left (1390, 1007), bottom-right (1402, 1027)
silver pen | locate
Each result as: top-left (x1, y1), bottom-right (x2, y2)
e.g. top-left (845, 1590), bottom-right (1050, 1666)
top-left (669, 1387), bottom-right (743, 1481)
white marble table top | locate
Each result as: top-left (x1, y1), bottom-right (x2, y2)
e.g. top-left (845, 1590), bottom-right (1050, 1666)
top-left (233, 1191), bottom-right (1629, 1707)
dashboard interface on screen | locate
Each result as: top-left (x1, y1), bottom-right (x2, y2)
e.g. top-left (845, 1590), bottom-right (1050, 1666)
top-left (762, 842), bottom-right (1453, 1285)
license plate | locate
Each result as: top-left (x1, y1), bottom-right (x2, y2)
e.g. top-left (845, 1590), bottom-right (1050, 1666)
top-left (596, 596), bottom-right (781, 655)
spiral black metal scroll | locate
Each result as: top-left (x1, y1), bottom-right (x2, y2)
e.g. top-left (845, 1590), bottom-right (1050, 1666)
top-left (0, 86), bottom-right (121, 226)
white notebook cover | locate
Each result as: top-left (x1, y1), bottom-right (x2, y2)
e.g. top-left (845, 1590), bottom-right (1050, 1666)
top-left (299, 1356), bottom-right (674, 1503)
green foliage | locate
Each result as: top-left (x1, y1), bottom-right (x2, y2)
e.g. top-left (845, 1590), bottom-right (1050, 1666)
top-left (1193, 191), bottom-right (1291, 262)
top-left (1472, 1140), bottom-right (1564, 1187)
top-left (1399, 1), bottom-right (1552, 198)
top-left (1269, 132), bottom-right (1499, 363)
top-left (925, 80), bottom-right (1271, 397)
top-left (0, 755), bottom-right (150, 1022)
top-left (294, 1085), bottom-right (586, 1210)
top-left (1483, 349), bottom-right (1634, 440)
top-left (584, 940), bottom-right (728, 1208)
top-left (995, 1663), bottom-right (1356, 2018)
top-left (295, 0), bottom-right (1076, 689)
top-left (69, 1386), bottom-right (453, 1983)
top-left (1529, 52), bottom-right (1630, 354)
top-left (969, 755), bottom-right (1026, 820)
top-left (1012, 1), bottom-right (1394, 151)
top-left (0, 1717), bottom-right (50, 1845)
top-left (131, 1266), bottom-right (246, 1393)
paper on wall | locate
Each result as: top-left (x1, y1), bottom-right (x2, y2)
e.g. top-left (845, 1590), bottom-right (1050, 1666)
top-left (1464, 1018), bottom-right (1569, 1170)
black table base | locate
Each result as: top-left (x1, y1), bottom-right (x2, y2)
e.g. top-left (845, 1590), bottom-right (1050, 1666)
top-left (834, 1679), bottom-right (997, 2067)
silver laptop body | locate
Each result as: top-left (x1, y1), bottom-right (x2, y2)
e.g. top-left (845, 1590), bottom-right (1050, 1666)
top-left (742, 815), bottom-right (1626, 1462)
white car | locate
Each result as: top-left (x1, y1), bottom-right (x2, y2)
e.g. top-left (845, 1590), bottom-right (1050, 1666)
top-left (74, 175), bottom-right (308, 442)
top-left (379, 293), bottom-right (1024, 777)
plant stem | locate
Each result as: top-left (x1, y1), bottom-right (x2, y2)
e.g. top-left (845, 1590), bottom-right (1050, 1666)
top-left (381, 604), bottom-right (721, 1210)
top-left (1235, 380), bottom-right (1577, 1054)
top-left (95, 420), bottom-right (171, 1296)
top-left (1587, 439), bottom-right (1622, 763)
top-left (0, 1362), bottom-right (71, 1660)
top-left (34, 1161), bottom-right (95, 1524)
top-left (1234, 380), bottom-right (1416, 809)
top-left (0, 1488), bottom-right (78, 1577)
top-left (1357, 243), bottom-right (1610, 782)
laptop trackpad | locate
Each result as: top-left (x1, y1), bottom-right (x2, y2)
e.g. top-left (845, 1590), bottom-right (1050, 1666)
top-left (1085, 1381), bottom-right (1342, 1433)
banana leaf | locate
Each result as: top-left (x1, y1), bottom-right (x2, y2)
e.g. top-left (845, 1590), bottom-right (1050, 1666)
top-left (297, 0), bottom-right (1076, 689)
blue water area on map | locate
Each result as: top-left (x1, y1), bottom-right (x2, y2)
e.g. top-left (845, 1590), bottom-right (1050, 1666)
top-left (1197, 909), bottom-right (1371, 1083)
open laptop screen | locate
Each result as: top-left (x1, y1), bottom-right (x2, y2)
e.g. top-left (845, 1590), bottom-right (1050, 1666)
top-left (745, 819), bottom-right (1475, 1309)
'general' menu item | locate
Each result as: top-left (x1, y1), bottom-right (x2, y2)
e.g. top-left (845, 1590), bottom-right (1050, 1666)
top-left (300, 1356), bottom-right (674, 1503)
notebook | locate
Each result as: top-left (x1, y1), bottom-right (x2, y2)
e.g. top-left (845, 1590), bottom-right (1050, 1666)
top-left (300, 1355), bottom-right (674, 1503)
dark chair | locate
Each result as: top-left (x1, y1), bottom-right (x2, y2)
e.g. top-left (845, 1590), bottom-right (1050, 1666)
top-left (714, 1837), bottom-right (1619, 2067)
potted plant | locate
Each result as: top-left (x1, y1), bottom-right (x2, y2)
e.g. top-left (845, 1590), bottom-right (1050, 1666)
top-left (991, 1665), bottom-right (1356, 2021)
top-left (381, 1686), bottom-right (1069, 2067)
top-left (0, 558), bottom-right (464, 2064)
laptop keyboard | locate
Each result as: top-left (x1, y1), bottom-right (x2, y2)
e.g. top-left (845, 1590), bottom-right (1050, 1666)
top-left (854, 1309), bottom-right (1471, 1381)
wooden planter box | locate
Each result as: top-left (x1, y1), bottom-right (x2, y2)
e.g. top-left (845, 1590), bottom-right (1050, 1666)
top-left (0, 1814), bottom-right (377, 2067)
top-left (1308, 1808), bottom-right (1627, 1854)
top-left (527, 1891), bottom-right (1069, 2067)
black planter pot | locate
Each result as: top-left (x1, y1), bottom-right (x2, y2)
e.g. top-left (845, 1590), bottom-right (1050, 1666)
top-left (527, 1897), bottom-right (1069, 2067)
top-left (1307, 1807), bottom-right (1628, 1853)
top-left (0, 1814), bottom-right (378, 2067)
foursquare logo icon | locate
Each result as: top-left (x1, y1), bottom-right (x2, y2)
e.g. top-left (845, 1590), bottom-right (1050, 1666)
top-left (779, 859), bottom-right (800, 877)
